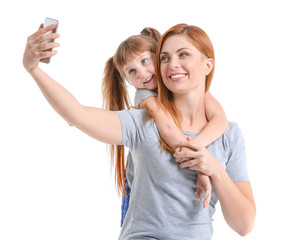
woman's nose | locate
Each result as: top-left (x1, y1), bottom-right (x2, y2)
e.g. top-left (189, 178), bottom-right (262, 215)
top-left (168, 57), bottom-right (180, 70)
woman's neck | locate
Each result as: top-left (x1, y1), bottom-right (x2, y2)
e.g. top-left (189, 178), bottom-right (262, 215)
top-left (174, 90), bottom-right (208, 132)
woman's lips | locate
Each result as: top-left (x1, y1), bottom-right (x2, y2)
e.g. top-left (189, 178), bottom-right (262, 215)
top-left (168, 73), bottom-right (187, 81)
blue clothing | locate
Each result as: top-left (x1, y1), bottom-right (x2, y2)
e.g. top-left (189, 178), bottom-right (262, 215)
top-left (120, 178), bottom-right (131, 227)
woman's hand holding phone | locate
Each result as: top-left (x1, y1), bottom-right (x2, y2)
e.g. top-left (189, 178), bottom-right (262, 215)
top-left (23, 23), bottom-right (60, 74)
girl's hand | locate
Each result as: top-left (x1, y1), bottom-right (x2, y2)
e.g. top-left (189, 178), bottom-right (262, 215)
top-left (174, 137), bottom-right (191, 163)
top-left (23, 24), bottom-right (60, 73)
top-left (173, 141), bottom-right (222, 177)
top-left (196, 172), bottom-right (211, 208)
top-left (140, 96), bottom-right (158, 113)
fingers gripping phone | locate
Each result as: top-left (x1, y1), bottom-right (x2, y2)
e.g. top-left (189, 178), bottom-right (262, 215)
top-left (40, 18), bottom-right (59, 64)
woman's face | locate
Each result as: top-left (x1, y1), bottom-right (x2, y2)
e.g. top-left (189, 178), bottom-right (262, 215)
top-left (123, 51), bottom-right (157, 90)
top-left (159, 35), bottom-right (211, 95)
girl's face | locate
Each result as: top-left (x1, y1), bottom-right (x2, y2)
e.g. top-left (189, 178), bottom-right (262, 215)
top-left (159, 35), bottom-right (213, 95)
top-left (123, 51), bottom-right (157, 90)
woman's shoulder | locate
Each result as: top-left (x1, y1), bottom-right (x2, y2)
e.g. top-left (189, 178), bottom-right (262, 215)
top-left (115, 108), bottom-right (160, 147)
top-left (223, 121), bottom-right (245, 151)
top-left (225, 121), bottom-right (242, 135)
top-left (115, 108), bottom-right (158, 133)
top-left (116, 108), bottom-right (150, 124)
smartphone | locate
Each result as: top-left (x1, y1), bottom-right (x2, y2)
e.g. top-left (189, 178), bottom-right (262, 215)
top-left (40, 18), bottom-right (59, 64)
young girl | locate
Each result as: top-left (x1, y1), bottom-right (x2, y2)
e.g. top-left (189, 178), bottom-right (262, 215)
top-left (101, 28), bottom-right (228, 225)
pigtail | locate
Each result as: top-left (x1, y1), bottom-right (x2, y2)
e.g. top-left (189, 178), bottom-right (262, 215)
top-left (102, 57), bottom-right (131, 110)
top-left (101, 28), bottom-right (163, 196)
top-left (102, 57), bottom-right (131, 197)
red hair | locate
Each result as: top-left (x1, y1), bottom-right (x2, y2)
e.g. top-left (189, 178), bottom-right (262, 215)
top-left (155, 24), bottom-right (215, 131)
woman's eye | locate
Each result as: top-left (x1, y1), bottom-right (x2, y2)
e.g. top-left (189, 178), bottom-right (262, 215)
top-left (160, 56), bottom-right (168, 62)
top-left (180, 52), bottom-right (189, 57)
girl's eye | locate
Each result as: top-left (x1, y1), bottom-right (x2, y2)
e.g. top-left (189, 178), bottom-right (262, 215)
top-left (142, 58), bottom-right (148, 64)
top-left (129, 69), bottom-right (136, 75)
top-left (160, 55), bottom-right (169, 62)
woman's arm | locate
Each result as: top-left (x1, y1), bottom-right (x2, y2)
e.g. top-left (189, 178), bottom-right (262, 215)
top-left (23, 24), bottom-right (123, 145)
top-left (212, 174), bottom-right (256, 236)
top-left (191, 91), bottom-right (228, 146)
top-left (174, 141), bottom-right (256, 236)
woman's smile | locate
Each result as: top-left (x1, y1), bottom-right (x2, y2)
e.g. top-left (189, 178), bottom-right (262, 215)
top-left (168, 73), bottom-right (188, 82)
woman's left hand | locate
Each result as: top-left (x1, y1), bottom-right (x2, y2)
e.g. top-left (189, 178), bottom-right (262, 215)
top-left (173, 141), bottom-right (222, 177)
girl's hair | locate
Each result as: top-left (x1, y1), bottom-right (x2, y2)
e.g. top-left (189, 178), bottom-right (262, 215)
top-left (155, 23), bottom-right (215, 131)
top-left (101, 27), bottom-right (161, 197)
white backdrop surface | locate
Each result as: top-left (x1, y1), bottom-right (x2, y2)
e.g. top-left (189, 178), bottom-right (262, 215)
top-left (1, 0), bottom-right (304, 239)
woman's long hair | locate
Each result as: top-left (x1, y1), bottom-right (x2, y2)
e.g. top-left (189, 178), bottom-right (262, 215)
top-left (155, 23), bottom-right (215, 132)
top-left (101, 27), bottom-right (161, 197)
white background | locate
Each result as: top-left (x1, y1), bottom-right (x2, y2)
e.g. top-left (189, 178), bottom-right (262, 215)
top-left (1, 0), bottom-right (304, 239)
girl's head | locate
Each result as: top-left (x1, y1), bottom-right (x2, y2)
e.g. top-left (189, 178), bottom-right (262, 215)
top-left (102, 27), bottom-right (160, 110)
top-left (101, 27), bottom-right (160, 197)
top-left (156, 24), bottom-right (215, 100)
top-left (113, 28), bottom-right (160, 90)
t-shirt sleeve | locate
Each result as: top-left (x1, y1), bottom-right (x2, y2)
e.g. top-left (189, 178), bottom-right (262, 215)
top-left (225, 122), bottom-right (250, 182)
top-left (115, 109), bottom-right (147, 149)
top-left (134, 89), bottom-right (158, 106)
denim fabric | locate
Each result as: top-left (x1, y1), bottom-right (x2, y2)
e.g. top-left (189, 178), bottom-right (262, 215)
top-left (120, 178), bottom-right (131, 227)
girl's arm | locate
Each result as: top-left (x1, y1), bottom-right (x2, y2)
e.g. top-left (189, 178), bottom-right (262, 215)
top-left (142, 91), bottom-right (228, 150)
top-left (23, 24), bottom-right (123, 145)
top-left (141, 97), bottom-right (186, 150)
top-left (142, 97), bottom-right (211, 204)
top-left (191, 91), bottom-right (228, 146)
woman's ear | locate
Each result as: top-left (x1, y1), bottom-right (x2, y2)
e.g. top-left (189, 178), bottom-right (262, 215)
top-left (205, 58), bottom-right (214, 76)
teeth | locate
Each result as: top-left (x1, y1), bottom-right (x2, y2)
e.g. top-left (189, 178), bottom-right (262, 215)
top-left (144, 75), bottom-right (152, 83)
top-left (170, 74), bottom-right (186, 79)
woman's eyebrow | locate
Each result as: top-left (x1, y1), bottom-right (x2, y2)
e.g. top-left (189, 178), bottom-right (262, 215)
top-left (160, 48), bottom-right (192, 55)
top-left (177, 47), bottom-right (191, 52)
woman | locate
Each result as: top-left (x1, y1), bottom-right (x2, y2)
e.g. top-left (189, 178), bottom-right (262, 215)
top-left (157, 23), bottom-right (256, 237)
top-left (23, 23), bottom-right (255, 239)
top-left (101, 27), bottom-right (228, 225)
top-left (114, 24), bottom-right (255, 239)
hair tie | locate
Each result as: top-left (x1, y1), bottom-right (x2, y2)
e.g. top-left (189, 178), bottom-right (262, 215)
top-left (140, 29), bottom-right (149, 35)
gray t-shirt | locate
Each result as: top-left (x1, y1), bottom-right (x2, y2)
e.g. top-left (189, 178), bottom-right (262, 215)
top-left (116, 109), bottom-right (249, 240)
top-left (125, 89), bottom-right (158, 188)
top-left (134, 88), bottom-right (158, 107)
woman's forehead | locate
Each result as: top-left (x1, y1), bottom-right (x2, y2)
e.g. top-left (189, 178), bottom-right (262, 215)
top-left (161, 35), bottom-right (193, 51)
